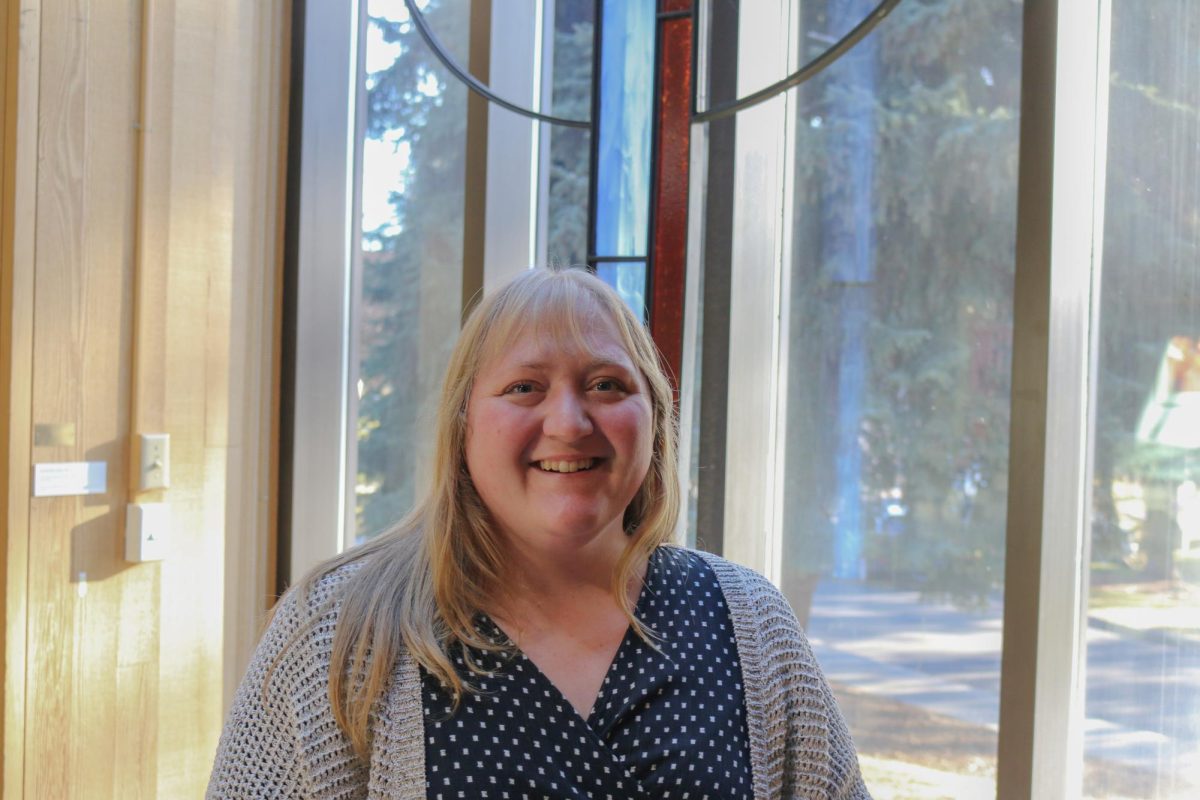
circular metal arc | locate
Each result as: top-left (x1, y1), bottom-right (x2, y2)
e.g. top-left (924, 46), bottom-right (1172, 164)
top-left (400, 0), bottom-right (590, 129)
top-left (692, 0), bottom-right (903, 124)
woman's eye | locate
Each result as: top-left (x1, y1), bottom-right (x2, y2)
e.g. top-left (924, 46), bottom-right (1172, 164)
top-left (592, 379), bottom-right (623, 392)
top-left (505, 381), bottom-right (536, 395)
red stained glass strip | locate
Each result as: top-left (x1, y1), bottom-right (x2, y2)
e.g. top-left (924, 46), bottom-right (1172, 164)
top-left (650, 13), bottom-right (692, 396)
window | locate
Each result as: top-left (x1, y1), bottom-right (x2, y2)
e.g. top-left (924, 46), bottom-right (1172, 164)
top-left (688, 1), bottom-right (1020, 793)
top-left (1083, 2), bottom-right (1200, 796)
top-left (780, 1), bottom-right (1020, 793)
top-left (287, 2), bottom-right (1199, 796)
top-left (545, 1), bottom-right (594, 267)
top-left (288, 0), bottom-right (595, 566)
top-left (590, 0), bottom-right (655, 317)
top-left (356, 0), bottom-right (469, 538)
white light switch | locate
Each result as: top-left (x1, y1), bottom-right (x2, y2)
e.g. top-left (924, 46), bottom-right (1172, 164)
top-left (139, 433), bottom-right (170, 490)
top-left (126, 502), bottom-right (170, 562)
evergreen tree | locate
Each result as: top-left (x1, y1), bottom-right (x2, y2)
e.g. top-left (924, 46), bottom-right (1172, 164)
top-left (784, 0), bottom-right (1022, 608)
top-left (356, 0), bottom-right (469, 538)
top-left (547, 8), bottom-right (593, 267)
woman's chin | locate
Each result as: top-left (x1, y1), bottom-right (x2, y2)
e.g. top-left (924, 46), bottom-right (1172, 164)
top-left (509, 513), bottom-right (628, 552)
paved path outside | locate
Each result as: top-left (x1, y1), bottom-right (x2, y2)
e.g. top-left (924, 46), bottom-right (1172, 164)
top-left (805, 581), bottom-right (1200, 779)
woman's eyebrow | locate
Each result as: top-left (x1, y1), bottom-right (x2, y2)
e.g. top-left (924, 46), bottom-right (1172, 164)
top-left (586, 356), bottom-right (630, 368)
top-left (510, 356), bottom-right (633, 372)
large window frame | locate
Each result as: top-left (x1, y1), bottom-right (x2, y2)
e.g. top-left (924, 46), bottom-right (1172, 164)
top-left (687, 1), bottom-right (1113, 798)
top-left (997, 1), bottom-right (1111, 796)
top-left (288, 1), bottom-right (1130, 797)
top-left (288, 0), bottom-right (363, 576)
top-left (287, 0), bottom-right (555, 578)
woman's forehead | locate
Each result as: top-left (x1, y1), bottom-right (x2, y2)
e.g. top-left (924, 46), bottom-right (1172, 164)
top-left (478, 309), bottom-right (635, 373)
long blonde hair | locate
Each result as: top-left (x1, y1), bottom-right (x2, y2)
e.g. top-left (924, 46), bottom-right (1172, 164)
top-left (292, 267), bottom-right (680, 760)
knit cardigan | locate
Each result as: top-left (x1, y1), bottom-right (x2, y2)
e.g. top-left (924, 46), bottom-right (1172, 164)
top-left (207, 549), bottom-right (872, 799)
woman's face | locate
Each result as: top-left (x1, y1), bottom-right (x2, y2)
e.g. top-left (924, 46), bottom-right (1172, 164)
top-left (463, 308), bottom-right (654, 558)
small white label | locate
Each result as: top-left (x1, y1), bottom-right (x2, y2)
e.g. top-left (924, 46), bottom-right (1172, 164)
top-left (33, 462), bottom-right (107, 497)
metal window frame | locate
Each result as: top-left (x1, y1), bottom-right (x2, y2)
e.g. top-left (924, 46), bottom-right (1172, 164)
top-left (704, 1), bottom-right (1112, 796)
top-left (720, 0), bottom-right (799, 582)
top-left (997, 0), bottom-right (1110, 797)
top-left (285, 1), bottom-right (1119, 791)
top-left (678, 116), bottom-right (707, 549)
top-left (288, 0), bottom-right (363, 582)
top-left (691, 0), bottom-right (739, 557)
top-left (287, 2), bottom-right (557, 581)
top-left (483, 0), bottom-right (552, 292)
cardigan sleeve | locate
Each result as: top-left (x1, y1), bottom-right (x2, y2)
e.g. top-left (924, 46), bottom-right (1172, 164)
top-left (695, 550), bottom-right (872, 799)
top-left (206, 576), bottom-right (366, 800)
top-left (788, 610), bottom-right (872, 800)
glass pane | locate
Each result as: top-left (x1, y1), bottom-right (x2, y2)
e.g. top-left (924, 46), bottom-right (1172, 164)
top-left (593, 0), bottom-right (654, 258)
top-left (355, 0), bottom-right (468, 540)
top-left (778, 1), bottom-right (1022, 796)
top-left (1084, 2), bottom-right (1200, 797)
top-left (595, 260), bottom-right (647, 320)
top-left (545, 0), bottom-right (593, 267)
top-left (681, 253), bottom-right (703, 552)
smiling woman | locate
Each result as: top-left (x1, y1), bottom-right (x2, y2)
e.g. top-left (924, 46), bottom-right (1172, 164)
top-left (465, 308), bottom-right (654, 551)
top-left (207, 267), bottom-right (871, 800)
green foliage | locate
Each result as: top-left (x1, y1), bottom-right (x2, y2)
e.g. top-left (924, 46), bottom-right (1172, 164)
top-left (353, 2), bottom-right (595, 539)
top-left (786, 0), bottom-right (1200, 604)
top-left (546, 14), bottom-right (593, 267)
top-left (355, 1), bottom-right (470, 539)
top-left (784, 0), bottom-right (1021, 605)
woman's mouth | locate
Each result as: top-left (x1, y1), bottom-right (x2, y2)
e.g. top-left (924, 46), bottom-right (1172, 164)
top-left (535, 458), bottom-right (598, 473)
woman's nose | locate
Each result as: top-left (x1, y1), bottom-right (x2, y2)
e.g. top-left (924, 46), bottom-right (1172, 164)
top-left (542, 388), bottom-right (594, 440)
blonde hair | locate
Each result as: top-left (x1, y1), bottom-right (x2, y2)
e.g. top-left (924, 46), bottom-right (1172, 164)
top-left (293, 267), bottom-right (680, 760)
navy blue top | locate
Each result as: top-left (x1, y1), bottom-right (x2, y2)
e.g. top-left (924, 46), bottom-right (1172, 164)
top-left (420, 546), bottom-right (754, 799)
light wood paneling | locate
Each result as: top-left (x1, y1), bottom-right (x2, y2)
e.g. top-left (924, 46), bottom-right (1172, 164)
top-left (146, 0), bottom-right (289, 794)
top-left (131, 0), bottom-right (175, 461)
top-left (4, 0), bottom-right (288, 796)
top-left (27, 0), bottom-right (143, 796)
top-left (220, 0), bottom-right (288, 713)
top-left (155, 4), bottom-right (228, 783)
top-left (3, 0), bottom-right (41, 795)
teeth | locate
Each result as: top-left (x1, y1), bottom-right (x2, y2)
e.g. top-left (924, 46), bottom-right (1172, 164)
top-left (537, 458), bottom-right (596, 473)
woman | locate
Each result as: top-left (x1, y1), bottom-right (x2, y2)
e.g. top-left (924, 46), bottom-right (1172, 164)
top-left (208, 267), bottom-right (870, 799)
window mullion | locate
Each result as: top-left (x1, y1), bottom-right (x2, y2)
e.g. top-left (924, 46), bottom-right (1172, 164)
top-left (721, 0), bottom-right (795, 579)
top-left (288, 0), bottom-right (362, 581)
top-left (997, 1), bottom-right (1106, 797)
top-left (483, 1), bottom-right (542, 293)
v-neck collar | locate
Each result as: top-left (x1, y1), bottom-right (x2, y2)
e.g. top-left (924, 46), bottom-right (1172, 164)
top-left (478, 547), bottom-right (679, 737)
top-left (585, 551), bottom-right (680, 737)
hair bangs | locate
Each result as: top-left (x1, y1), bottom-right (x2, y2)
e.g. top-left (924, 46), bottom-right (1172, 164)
top-left (474, 270), bottom-right (637, 374)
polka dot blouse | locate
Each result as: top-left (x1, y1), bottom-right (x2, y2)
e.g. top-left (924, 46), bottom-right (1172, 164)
top-left (420, 546), bottom-right (754, 799)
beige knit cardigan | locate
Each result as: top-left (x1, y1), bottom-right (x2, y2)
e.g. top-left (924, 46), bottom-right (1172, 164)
top-left (207, 548), bottom-right (872, 799)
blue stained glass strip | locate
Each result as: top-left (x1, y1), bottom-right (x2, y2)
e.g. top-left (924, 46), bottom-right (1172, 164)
top-left (596, 261), bottom-right (648, 321)
top-left (594, 0), bottom-right (655, 258)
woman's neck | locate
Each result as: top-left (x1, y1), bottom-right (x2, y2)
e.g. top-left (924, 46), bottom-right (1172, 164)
top-left (489, 535), bottom-right (649, 633)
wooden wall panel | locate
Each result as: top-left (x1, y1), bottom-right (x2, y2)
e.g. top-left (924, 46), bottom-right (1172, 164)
top-left (25, 0), bottom-right (144, 797)
top-left (156, 1), bottom-right (231, 792)
top-left (3, 3), bottom-right (41, 796)
top-left (4, 0), bottom-right (288, 796)
top-left (146, 0), bottom-right (288, 794)
top-left (221, 0), bottom-right (288, 714)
